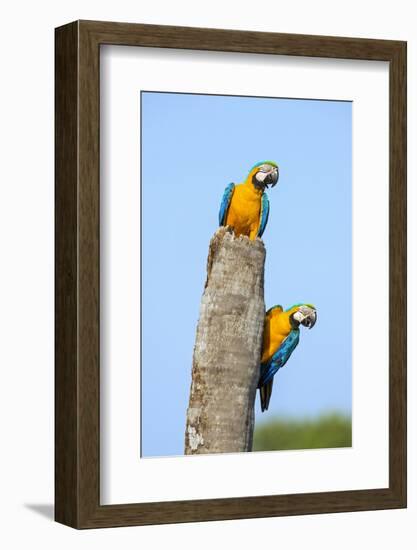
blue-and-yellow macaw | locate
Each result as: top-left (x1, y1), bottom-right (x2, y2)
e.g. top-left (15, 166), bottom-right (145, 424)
top-left (258, 304), bottom-right (317, 412)
top-left (219, 161), bottom-right (279, 240)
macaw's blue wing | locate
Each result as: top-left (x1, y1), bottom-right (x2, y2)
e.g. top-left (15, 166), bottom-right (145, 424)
top-left (257, 192), bottom-right (270, 238)
top-left (259, 329), bottom-right (300, 388)
top-left (218, 183), bottom-right (235, 226)
top-left (258, 329), bottom-right (300, 411)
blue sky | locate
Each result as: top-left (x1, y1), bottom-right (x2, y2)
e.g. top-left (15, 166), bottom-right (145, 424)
top-left (141, 91), bottom-right (352, 457)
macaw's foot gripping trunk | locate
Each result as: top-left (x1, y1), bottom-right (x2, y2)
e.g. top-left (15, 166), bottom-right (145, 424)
top-left (185, 227), bottom-right (266, 454)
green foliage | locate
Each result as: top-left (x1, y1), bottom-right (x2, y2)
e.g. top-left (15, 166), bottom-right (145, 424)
top-left (253, 412), bottom-right (352, 452)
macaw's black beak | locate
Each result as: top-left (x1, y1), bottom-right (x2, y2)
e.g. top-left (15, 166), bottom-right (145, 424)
top-left (264, 168), bottom-right (279, 188)
top-left (301, 310), bottom-right (317, 329)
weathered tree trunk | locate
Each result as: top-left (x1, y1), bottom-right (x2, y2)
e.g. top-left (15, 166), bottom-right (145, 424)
top-left (185, 227), bottom-right (266, 454)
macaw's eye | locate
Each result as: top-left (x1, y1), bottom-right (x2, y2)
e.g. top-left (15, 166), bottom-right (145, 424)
top-left (259, 164), bottom-right (276, 173)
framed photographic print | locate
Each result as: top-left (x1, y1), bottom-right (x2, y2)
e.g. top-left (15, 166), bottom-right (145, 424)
top-left (55, 20), bottom-right (407, 528)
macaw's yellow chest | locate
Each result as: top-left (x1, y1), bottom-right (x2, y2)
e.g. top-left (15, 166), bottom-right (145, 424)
top-left (261, 311), bottom-right (292, 364)
top-left (225, 183), bottom-right (262, 239)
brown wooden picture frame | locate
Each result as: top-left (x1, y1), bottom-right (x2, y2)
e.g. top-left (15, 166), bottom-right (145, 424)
top-left (55, 20), bottom-right (407, 529)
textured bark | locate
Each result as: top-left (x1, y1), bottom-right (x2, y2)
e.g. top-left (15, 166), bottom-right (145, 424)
top-left (185, 227), bottom-right (266, 454)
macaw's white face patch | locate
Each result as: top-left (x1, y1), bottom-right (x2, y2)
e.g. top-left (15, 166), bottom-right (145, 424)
top-left (255, 171), bottom-right (269, 182)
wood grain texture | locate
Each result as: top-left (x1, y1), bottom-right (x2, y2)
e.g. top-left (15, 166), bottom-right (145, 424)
top-left (55, 20), bottom-right (407, 529)
top-left (55, 21), bottom-right (79, 527)
top-left (388, 41), bottom-right (407, 505)
top-left (185, 228), bottom-right (265, 454)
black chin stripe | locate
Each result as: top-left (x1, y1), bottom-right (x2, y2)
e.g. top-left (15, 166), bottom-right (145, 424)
top-left (289, 313), bottom-right (300, 329)
top-left (252, 174), bottom-right (264, 190)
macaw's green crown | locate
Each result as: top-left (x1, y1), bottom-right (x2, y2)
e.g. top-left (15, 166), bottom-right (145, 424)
top-left (249, 160), bottom-right (278, 172)
top-left (266, 303), bottom-right (316, 315)
top-left (286, 303), bottom-right (316, 311)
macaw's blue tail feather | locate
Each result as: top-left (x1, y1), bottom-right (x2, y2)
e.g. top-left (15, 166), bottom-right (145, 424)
top-left (259, 364), bottom-right (279, 387)
top-left (260, 379), bottom-right (274, 412)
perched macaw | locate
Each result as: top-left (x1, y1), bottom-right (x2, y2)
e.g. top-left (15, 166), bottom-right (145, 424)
top-left (258, 304), bottom-right (317, 412)
top-left (219, 161), bottom-right (279, 240)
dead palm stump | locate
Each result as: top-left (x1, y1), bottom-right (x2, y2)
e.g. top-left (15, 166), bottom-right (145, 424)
top-left (185, 227), bottom-right (266, 454)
